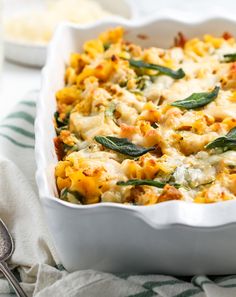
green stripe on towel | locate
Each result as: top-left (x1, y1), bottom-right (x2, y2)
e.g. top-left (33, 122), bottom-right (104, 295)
top-left (173, 288), bottom-right (201, 297)
top-left (20, 100), bottom-right (36, 107)
top-left (127, 291), bottom-right (156, 297)
top-left (0, 133), bottom-right (34, 149)
top-left (55, 264), bottom-right (66, 271)
top-left (215, 275), bottom-right (236, 283)
top-left (143, 279), bottom-right (185, 289)
top-left (0, 124), bottom-right (35, 139)
top-left (222, 284), bottom-right (236, 288)
top-left (6, 111), bottom-right (34, 125)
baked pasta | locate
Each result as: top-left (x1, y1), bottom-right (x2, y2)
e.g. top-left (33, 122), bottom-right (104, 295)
top-left (54, 27), bottom-right (236, 205)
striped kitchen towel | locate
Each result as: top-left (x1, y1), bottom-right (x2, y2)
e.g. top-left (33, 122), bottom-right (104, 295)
top-left (0, 91), bottom-right (236, 297)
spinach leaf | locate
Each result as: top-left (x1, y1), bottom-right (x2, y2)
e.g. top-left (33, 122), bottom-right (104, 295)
top-left (94, 136), bottom-right (155, 157)
top-left (105, 102), bottom-right (116, 118)
top-left (54, 111), bottom-right (69, 128)
top-left (103, 42), bottom-right (111, 51)
top-left (222, 53), bottom-right (236, 62)
top-left (54, 112), bottom-right (70, 135)
top-left (60, 188), bottom-right (85, 204)
top-left (117, 179), bottom-right (179, 188)
top-left (151, 122), bottom-right (159, 128)
top-left (205, 127), bottom-right (236, 151)
top-left (129, 59), bottom-right (185, 79)
top-left (63, 143), bottom-right (79, 153)
top-left (136, 75), bottom-right (151, 90)
top-left (171, 86), bottom-right (220, 109)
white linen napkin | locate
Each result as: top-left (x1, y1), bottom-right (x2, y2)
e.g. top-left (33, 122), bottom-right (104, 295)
top-left (0, 91), bottom-right (236, 297)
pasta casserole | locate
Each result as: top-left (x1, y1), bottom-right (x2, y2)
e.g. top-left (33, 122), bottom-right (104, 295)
top-left (54, 27), bottom-right (236, 205)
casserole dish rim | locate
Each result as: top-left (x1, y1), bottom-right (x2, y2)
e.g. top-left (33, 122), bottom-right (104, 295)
top-left (35, 13), bottom-right (236, 229)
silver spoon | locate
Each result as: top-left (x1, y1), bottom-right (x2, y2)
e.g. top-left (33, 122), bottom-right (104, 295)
top-left (0, 219), bottom-right (28, 297)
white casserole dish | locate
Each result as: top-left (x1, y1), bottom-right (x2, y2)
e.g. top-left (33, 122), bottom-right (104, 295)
top-left (35, 15), bottom-right (236, 274)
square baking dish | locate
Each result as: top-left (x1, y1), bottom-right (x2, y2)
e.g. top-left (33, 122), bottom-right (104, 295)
top-left (35, 15), bottom-right (236, 274)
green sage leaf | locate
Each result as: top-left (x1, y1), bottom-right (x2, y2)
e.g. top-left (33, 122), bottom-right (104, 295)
top-left (94, 136), bottom-right (155, 157)
top-left (105, 102), bottom-right (116, 118)
top-left (205, 127), bottom-right (236, 151)
top-left (103, 42), bottom-right (111, 51)
top-left (60, 188), bottom-right (85, 204)
top-left (129, 59), bottom-right (185, 79)
top-left (63, 143), bottom-right (79, 153)
top-left (54, 111), bottom-right (69, 128)
top-left (171, 86), bottom-right (220, 109)
top-left (222, 53), bottom-right (236, 62)
top-left (136, 75), bottom-right (152, 90)
top-left (117, 179), bottom-right (179, 188)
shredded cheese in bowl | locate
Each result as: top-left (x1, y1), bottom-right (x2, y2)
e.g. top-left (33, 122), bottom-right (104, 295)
top-left (54, 27), bottom-right (236, 205)
top-left (4, 0), bottom-right (113, 45)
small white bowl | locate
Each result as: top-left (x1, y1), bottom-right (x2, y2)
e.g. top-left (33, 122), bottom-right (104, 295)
top-left (4, 0), bottom-right (138, 68)
top-left (4, 40), bottom-right (46, 67)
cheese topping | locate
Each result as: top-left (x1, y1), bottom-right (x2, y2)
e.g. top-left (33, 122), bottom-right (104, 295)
top-left (4, 0), bottom-right (112, 44)
top-left (54, 28), bottom-right (236, 205)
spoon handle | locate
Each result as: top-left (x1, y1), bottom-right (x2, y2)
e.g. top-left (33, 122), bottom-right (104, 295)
top-left (0, 261), bottom-right (28, 297)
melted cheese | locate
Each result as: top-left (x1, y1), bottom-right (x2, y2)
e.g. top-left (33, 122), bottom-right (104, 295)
top-left (54, 28), bottom-right (236, 205)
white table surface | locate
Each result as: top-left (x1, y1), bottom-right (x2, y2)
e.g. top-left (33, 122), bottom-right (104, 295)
top-left (0, 60), bottom-right (40, 120)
